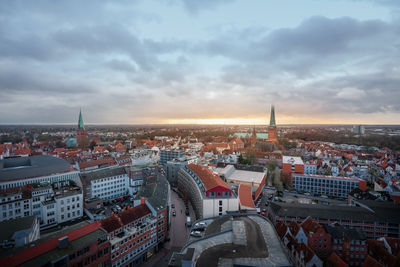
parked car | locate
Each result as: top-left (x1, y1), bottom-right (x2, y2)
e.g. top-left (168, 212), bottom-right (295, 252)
top-left (190, 231), bottom-right (201, 237)
top-left (185, 209), bottom-right (190, 215)
top-left (172, 211), bottom-right (176, 216)
top-left (171, 204), bottom-right (175, 208)
top-left (195, 222), bottom-right (207, 228)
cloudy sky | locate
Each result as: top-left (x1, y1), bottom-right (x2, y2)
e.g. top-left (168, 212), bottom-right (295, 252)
top-left (1, 0), bottom-right (400, 125)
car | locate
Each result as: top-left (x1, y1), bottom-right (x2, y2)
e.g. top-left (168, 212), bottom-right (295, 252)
top-left (265, 202), bottom-right (269, 206)
top-left (321, 195), bottom-right (328, 199)
top-left (304, 192), bottom-right (311, 196)
top-left (261, 211), bottom-right (265, 216)
top-left (262, 209), bottom-right (266, 212)
top-left (171, 204), bottom-right (175, 208)
top-left (185, 209), bottom-right (190, 215)
top-left (190, 231), bottom-right (201, 237)
top-left (195, 222), bottom-right (207, 227)
top-left (172, 211), bottom-right (176, 216)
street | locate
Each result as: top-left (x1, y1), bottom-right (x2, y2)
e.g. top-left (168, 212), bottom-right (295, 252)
top-left (145, 189), bottom-right (193, 266)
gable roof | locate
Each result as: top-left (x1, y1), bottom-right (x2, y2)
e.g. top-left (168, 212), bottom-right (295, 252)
top-left (118, 204), bottom-right (151, 225)
top-left (238, 184), bottom-right (255, 209)
top-left (187, 164), bottom-right (230, 191)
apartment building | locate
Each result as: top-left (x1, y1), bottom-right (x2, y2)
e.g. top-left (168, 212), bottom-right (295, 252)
top-left (178, 164), bottom-right (239, 219)
top-left (100, 200), bottom-right (159, 267)
top-left (0, 155), bottom-right (79, 190)
top-left (80, 167), bottom-right (129, 201)
top-left (292, 174), bottom-right (367, 197)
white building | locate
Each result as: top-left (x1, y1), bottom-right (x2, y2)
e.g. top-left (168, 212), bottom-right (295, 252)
top-left (80, 167), bottom-right (129, 201)
top-left (1, 181), bottom-right (83, 229)
top-left (178, 164), bottom-right (239, 219)
top-left (0, 156), bottom-right (79, 190)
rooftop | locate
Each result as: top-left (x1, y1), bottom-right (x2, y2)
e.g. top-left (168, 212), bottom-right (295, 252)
top-left (0, 156), bottom-right (72, 182)
top-left (135, 170), bottom-right (169, 212)
top-left (238, 184), bottom-right (256, 209)
top-left (187, 164), bottom-right (230, 191)
top-left (0, 216), bottom-right (37, 242)
top-left (282, 156), bottom-right (304, 165)
top-left (270, 202), bottom-right (400, 224)
top-left (0, 222), bottom-right (103, 266)
top-left (80, 167), bottom-right (127, 183)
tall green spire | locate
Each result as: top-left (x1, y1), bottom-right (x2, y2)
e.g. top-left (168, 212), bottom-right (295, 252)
top-left (78, 109), bottom-right (85, 130)
top-left (269, 105), bottom-right (276, 126)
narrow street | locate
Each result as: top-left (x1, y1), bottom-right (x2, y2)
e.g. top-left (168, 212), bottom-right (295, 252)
top-left (145, 189), bottom-right (193, 266)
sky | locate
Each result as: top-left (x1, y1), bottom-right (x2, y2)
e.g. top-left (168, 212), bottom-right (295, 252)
top-left (1, 0), bottom-right (400, 125)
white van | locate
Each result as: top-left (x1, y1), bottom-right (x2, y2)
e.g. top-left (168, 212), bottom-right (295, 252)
top-left (186, 216), bottom-right (192, 227)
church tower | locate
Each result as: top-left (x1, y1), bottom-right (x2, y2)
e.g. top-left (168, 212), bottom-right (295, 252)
top-left (267, 105), bottom-right (278, 143)
top-left (76, 109), bottom-right (88, 148)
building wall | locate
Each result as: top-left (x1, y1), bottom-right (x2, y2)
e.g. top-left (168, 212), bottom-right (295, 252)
top-left (0, 194), bottom-right (31, 221)
top-left (292, 174), bottom-right (364, 197)
top-left (69, 234), bottom-right (111, 267)
top-left (0, 171), bottom-right (79, 190)
top-left (55, 193), bottom-right (83, 224)
top-left (202, 197), bottom-right (239, 218)
top-left (90, 173), bottom-right (129, 200)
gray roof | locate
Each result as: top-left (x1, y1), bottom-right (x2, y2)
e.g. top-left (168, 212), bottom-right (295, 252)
top-left (326, 225), bottom-right (366, 240)
top-left (136, 171), bottom-right (169, 212)
top-left (0, 156), bottom-right (72, 181)
top-left (270, 202), bottom-right (400, 224)
top-left (0, 216), bottom-right (36, 241)
top-left (80, 167), bottom-right (127, 183)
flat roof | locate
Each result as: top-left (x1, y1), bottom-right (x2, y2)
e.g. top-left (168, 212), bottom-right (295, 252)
top-left (282, 156), bottom-right (304, 165)
top-left (0, 156), bottom-right (72, 182)
top-left (293, 173), bottom-right (364, 182)
top-left (0, 216), bottom-right (36, 241)
top-left (227, 169), bottom-right (265, 184)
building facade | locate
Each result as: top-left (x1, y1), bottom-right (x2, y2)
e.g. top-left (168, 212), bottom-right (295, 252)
top-left (160, 149), bottom-right (185, 169)
top-left (0, 155), bottom-right (79, 190)
top-left (178, 164), bottom-right (239, 219)
top-left (80, 167), bottom-right (129, 201)
top-left (292, 174), bottom-right (367, 197)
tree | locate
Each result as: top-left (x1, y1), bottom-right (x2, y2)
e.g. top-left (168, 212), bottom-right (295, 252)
top-left (89, 140), bottom-right (97, 151)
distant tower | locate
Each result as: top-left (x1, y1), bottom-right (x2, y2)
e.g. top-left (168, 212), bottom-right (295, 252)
top-left (76, 109), bottom-right (88, 148)
top-left (251, 125), bottom-right (257, 146)
top-left (267, 105), bottom-right (278, 143)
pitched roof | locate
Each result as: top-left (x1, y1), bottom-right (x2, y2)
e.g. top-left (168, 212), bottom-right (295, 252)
top-left (100, 215), bottom-right (122, 233)
top-left (362, 255), bottom-right (384, 267)
top-left (301, 216), bottom-right (323, 235)
top-left (327, 252), bottom-right (348, 267)
top-left (118, 204), bottom-right (151, 225)
top-left (187, 164), bottom-right (230, 191)
top-left (0, 222), bottom-right (100, 266)
top-left (238, 184), bottom-right (255, 209)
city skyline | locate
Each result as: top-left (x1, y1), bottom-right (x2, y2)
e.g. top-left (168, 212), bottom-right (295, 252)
top-left (1, 0), bottom-right (400, 124)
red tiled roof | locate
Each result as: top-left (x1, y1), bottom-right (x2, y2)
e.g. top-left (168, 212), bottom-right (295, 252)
top-left (301, 216), bottom-right (322, 235)
top-left (275, 221), bottom-right (289, 239)
top-left (187, 164), bottom-right (230, 191)
top-left (327, 252), bottom-right (348, 267)
top-left (118, 204), bottom-right (151, 225)
top-left (0, 222), bottom-right (100, 266)
top-left (238, 184), bottom-right (255, 209)
top-left (362, 255), bottom-right (384, 267)
top-left (79, 157), bottom-right (116, 169)
top-left (101, 215), bottom-right (122, 233)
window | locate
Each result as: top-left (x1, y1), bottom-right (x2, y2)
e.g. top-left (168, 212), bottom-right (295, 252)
top-left (219, 200), bottom-right (222, 206)
top-left (219, 207), bottom-right (222, 212)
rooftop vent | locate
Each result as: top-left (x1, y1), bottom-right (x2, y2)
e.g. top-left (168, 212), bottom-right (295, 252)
top-left (58, 236), bottom-right (69, 249)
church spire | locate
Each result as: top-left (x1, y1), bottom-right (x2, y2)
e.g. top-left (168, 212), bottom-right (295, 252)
top-left (78, 109), bottom-right (85, 130)
top-left (269, 105), bottom-right (276, 126)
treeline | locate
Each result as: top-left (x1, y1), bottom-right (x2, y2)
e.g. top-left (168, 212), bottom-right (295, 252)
top-left (284, 130), bottom-right (400, 152)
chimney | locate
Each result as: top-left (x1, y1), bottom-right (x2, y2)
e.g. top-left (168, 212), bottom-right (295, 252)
top-left (58, 236), bottom-right (69, 249)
